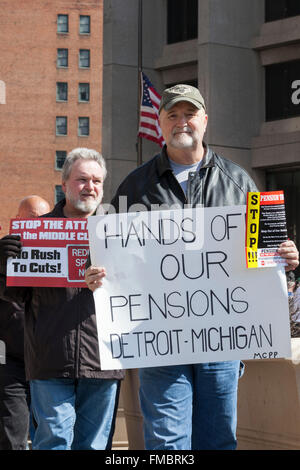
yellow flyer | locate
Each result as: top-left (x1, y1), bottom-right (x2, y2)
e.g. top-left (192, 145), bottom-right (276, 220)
top-left (245, 191), bottom-right (288, 268)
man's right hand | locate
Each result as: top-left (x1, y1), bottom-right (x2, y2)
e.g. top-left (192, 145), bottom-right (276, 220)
top-left (0, 235), bottom-right (22, 261)
top-left (85, 265), bottom-right (106, 292)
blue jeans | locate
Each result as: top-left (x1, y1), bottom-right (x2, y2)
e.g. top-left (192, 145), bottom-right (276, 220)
top-left (139, 361), bottom-right (243, 450)
top-left (30, 378), bottom-right (119, 450)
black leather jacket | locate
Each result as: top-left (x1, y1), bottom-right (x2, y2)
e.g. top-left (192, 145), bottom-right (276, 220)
top-left (111, 145), bottom-right (258, 212)
top-left (0, 200), bottom-right (124, 381)
top-left (0, 298), bottom-right (25, 363)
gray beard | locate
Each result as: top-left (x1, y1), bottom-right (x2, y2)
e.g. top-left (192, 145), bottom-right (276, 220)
top-left (66, 189), bottom-right (102, 214)
top-left (72, 198), bottom-right (99, 213)
top-left (170, 128), bottom-right (196, 149)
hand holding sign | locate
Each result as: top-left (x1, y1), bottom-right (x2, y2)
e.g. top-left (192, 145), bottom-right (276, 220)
top-left (0, 235), bottom-right (22, 260)
top-left (278, 240), bottom-right (299, 271)
top-left (85, 266), bottom-right (107, 291)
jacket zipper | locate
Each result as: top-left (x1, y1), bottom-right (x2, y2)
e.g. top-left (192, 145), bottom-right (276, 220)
top-left (187, 171), bottom-right (195, 205)
top-left (188, 170), bottom-right (204, 207)
top-left (170, 170), bottom-right (204, 207)
top-left (75, 287), bottom-right (81, 378)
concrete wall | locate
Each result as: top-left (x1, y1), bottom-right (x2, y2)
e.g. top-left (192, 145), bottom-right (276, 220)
top-left (196, 0), bottom-right (265, 186)
top-left (252, 16), bottom-right (300, 172)
top-left (102, 0), bottom-right (268, 199)
top-left (102, 0), bottom-right (166, 202)
top-left (237, 339), bottom-right (300, 450)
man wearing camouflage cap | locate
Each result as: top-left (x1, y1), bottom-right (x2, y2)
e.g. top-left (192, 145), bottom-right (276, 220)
top-left (86, 84), bottom-right (299, 450)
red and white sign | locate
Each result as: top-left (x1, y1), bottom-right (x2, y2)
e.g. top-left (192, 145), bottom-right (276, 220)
top-left (7, 218), bottom-right (89, 287)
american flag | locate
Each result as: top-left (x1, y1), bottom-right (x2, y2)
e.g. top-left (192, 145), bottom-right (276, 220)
top-left (138, 72), bottom-right (165, 148)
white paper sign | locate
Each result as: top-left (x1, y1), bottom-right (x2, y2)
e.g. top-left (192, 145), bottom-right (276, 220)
top-left (88, 206), bottom-right (291, 370)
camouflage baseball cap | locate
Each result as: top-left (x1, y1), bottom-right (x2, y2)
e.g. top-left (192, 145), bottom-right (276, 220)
top-left (159, 84), bottom-right (206, 113)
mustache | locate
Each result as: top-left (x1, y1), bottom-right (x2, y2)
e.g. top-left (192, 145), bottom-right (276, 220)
top-left (172, 126), bottom-right (193, 135)
top-left (80, 190), bottom-right (96, 197)
top-left (79, 189), bottom-right (104, 203)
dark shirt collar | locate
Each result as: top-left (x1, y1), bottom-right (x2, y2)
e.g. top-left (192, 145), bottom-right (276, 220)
top-left (44, 198), bottom-right (98, 218)
top-left (48, 198), bottom-right (67, 217)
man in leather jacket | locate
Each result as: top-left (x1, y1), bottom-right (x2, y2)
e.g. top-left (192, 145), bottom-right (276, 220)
top-left (0, 148), bottom-right (124, 450)
top-left (85, 85), bottom-right (299, 450)
top-left (0, 195), bottom-right (50, 450)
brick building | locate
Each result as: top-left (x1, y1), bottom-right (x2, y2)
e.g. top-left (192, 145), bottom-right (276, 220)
top-left (0, 0), bottom-right (103, 234)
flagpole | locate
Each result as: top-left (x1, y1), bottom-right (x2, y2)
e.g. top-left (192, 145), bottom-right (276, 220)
top-left (137, 0), bottom-right (143, 167)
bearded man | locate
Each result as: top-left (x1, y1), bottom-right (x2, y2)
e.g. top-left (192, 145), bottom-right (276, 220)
top-left (0, 148), bottom-right (124, 450)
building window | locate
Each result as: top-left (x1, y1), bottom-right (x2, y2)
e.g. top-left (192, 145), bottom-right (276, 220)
top-left (79, 49), bottom-right (90, 68)
top-left (0, 80), bottom-right (6, 104)
top-left (55, 185), bottom-right (65, 203)
top-left (56, 116), bottom-right (67, 135)
top-left (265, 0), bottom-right (300, 22)
top-left (57, 14), bottom-right (68, 33)
top-left (78, 83), bottom-right (90, 102)
top-left (79, 15), bottom-right (90, 34)
top-left (57, 49), bottom-right (68, 68)
top-left (55, 150), bottom-right (67, 170)
top-left (265, 60), bottom-right (300, 121)
top-left (56, 82), bottom-right (68, 102)
top-left (78, 117), bottom-right (89, 136)
top-left (167, 0), bottom-right (198, 44)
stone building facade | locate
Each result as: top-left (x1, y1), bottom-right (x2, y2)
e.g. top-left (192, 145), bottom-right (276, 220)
top-left (103, 0), bottom-right (300, 278)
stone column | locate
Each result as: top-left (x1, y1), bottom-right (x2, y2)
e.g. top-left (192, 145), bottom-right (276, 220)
top-left (237, 338), bottom-right (300, 449)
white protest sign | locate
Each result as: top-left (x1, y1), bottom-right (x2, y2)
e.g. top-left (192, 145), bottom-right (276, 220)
top-left (88, 206), bottom-right (291, 370)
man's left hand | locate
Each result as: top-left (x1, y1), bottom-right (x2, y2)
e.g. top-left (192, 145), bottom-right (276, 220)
top-left (278, 240), bottom-right (299, 271)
